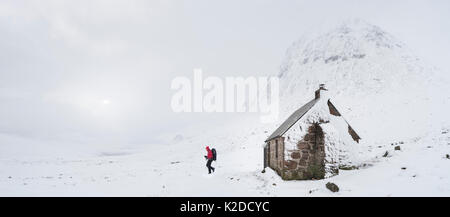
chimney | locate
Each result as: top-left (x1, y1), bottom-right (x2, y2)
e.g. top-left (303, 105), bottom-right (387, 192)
top-left (315, 84), bottom-right (327, 99)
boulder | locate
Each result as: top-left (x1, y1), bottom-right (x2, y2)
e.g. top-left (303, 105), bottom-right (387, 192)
top-left (326, 182), bottom-right (339, 193)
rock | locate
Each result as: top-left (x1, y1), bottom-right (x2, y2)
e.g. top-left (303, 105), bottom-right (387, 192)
top-left (285, 160), bottom-right (298, 169)
top-left (394, 146), bottom-right (401, 151)
top-left (299, 160), bottom-right (308, 166)
top-left (446, 154), bottom-right (449, 159)
top-left (361, 163), bottom-right (371, 167)
top-left (304, 134), bottom-right (316, 141)
top-left (382, 151), bottom-right (389, 157)
top-left (173, 134), bottom-right (184, 143)
top-left (401, 167), bottom-right (407, 170)
top-left (261, 169), bottom-right (266, 173)
top-left (326, 182), bottom-right (339, 192)
top-left (291, 152), bottom-right (301, 159)
top-left (272, 183), bottom-right (277, 186)
top-left (300, 154), bottom-right (309, 161)
top-left (297, 142), bottom-right (309, 149)
top-left (339, 165), bottom-right (358, 170)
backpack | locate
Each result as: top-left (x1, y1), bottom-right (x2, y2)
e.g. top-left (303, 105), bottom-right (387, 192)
top-left (211, 148), bottom-right (217, 161)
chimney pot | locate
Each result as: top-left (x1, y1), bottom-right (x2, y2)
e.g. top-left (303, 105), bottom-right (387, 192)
top-left (315, 84), bottom-right (327, 99)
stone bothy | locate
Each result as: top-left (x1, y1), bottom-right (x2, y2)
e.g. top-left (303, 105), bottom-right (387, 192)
top-left (263, 85), bottom-right (361, 180)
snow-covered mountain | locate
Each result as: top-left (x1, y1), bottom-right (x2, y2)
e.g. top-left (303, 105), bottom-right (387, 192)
top-left (278, 19), bottom-right (449, 143)
top-left (280, 19), bottom-right (432, 97)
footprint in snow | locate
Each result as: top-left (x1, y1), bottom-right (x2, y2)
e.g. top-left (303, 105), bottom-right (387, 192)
top-left (202, 173), bottom-right (216, 178)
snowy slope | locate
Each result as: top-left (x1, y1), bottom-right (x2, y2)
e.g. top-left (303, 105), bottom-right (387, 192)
top-left (1, 20), bottom-right (450, 196)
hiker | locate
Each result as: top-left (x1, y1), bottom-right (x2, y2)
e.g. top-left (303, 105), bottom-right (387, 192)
top-left (204, 146), bottom-right (216, 174)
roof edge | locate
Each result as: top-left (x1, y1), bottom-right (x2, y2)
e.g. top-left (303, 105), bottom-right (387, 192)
top-left (264, 98), bottom-right (319, 142)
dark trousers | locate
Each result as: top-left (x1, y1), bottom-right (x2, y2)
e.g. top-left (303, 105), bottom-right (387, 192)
top-left (206, 159), bottom-right (215, 174)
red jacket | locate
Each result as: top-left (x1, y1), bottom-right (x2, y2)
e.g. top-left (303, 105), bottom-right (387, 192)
top-left (206, 146), bottom-right (213, 159)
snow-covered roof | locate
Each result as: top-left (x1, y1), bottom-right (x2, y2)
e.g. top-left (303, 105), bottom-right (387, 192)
top-left (265, 98), bottom-right (319, 142)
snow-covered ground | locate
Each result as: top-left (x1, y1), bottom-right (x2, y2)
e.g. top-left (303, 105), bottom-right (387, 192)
top-left (1, 123), bottom-right (449, 196)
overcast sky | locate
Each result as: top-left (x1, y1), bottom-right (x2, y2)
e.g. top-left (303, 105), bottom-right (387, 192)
top-left (1, 0), bottom-right (449, 144)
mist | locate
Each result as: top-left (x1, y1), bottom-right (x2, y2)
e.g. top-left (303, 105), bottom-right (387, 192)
top-left (1, 0), bottom-right (449, 145)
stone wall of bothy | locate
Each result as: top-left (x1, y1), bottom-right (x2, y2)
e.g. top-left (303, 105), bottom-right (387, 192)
top-left (282, 123), bottom-right (326, 180)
